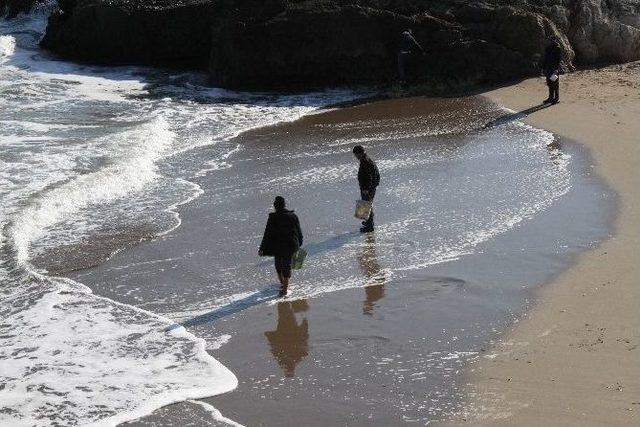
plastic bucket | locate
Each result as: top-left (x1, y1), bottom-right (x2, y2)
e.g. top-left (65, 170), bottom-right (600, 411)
top-left (292, 248), bottom-right (307, 270)
top-left (355, 199), bottom-right (372, 220)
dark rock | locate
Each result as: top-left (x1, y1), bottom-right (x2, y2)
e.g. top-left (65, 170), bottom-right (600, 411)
top-left (209, 1), bottom-right (569, 89)
top-left (569, 0), bottom-right (640, 64)
top-left (1, 0), bottom-right (40, 18)
top-left (37, 0), bottom-right (640, 90)
top-left (40, 0), bottom-right (217, 68)
top-left (210, 4), bottom-right (460, 88)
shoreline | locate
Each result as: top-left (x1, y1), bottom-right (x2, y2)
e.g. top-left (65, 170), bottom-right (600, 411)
top-left (111, 94), bottom-right (612, 425)
top-left (48, 65), bottom-right (630, 426)
top-left (444, 63), bottom-right (640, 425)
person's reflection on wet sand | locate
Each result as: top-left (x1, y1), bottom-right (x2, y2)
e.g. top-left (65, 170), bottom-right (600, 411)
top-left (264, 300), bottom-right (309, 377)
top-left (359, 234), bottom-right (386, 315)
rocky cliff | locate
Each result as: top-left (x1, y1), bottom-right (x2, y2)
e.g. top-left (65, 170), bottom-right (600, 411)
top-left (1, 0), bottom-right (42, 18)
top-left (29, 1), bottom-right (640, 89)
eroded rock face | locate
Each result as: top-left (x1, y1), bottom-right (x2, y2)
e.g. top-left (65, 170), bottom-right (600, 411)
top-left (210, 0), bottom-right (571, 88)
top-left (40, 0), bottom-right (216, 68)
top-left (29, 0), bottom-right (640, 89)
top-left (570, 0), bottom-right (640, 64)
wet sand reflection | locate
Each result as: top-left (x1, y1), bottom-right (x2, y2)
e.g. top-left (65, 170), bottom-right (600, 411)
top-left (264, 300), bottom-right (309, 377)
top-left (359, 234), bottom-right (386, 316)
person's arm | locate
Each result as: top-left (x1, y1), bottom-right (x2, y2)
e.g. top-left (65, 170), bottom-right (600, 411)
top-left (554, 47), bottom-right (562, 71)
top-left (410, 34), bottom-right (425, 54)
top-left (259, 216), bottom-right (273, 255)
top-left (359, 163), bottom-right (373, 193)
top-left (366, 161), bottom-right (377, 190)
top-left (357, 163), bottom-right (367, 190)
top-left (542, 47), bottom-right (550, 73)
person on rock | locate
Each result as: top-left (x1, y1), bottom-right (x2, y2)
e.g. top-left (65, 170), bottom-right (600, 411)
top-left (542, 37), bottom-right (562, 104)
top-left (259, 196), bottom-right (304, 296)
top-left (353, 145), bottom-right (380, 233)
top-left (397, 29), bottom-right (425, 82)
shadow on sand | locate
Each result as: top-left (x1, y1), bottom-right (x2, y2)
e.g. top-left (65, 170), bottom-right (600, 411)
top-left (484, 103), bottom-right (552, 128)
top-left (164, 287), bottom-right (280, 332)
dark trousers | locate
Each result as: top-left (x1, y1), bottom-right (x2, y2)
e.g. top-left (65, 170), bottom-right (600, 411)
top-left (361, 188), bottom-right (376, 229)
top-left (274, 254), bottom-right (294, 278)
top-left (397, 52), bottom-right (410, 81)
top-left (546, 76), bottom-right (559, 101)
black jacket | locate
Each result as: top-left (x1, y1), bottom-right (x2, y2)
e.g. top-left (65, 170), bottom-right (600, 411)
top-left (358, 155), bottom-right (380, 191)
top-left (259, 209), bottom-right (303, 257)
top-left (542, 42), bottom-right (562, 75)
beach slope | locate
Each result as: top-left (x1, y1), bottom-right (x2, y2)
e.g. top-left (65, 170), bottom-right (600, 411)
top-left (452, 62), bottom-right (640, 426)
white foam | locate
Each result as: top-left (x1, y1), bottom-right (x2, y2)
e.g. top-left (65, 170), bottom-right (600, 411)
top-left (188, 400), bottom-right (246, 427)
top-left (0, 34), bottom-right (15, 58)
top-left (0, 274), bottom-right (238, 427)
top-left (9, 116), bottom-right (173, 263)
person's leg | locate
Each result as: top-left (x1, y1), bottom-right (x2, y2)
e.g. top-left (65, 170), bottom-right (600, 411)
top-left (552, 78), bottom-right (560, 103)
top-left (274, 257), bottom-right (285, 286)
top-left (398, 52), bottom-right (408, 81)
top-left (361, 189), bottom-right (375, 232)
top-left (544, 76), bottom-right (554, 103)
top-left (279, 258), bottom-right (292, 296)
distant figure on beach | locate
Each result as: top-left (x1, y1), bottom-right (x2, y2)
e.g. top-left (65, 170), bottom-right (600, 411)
top-left (259, 196), bottom-right (304, 296)
top-left (542, 37), bottom-right (562, 104)
top-left (353, 145), bottom-right (380, 233)
top-left (398, 29), bottom-right (425, 82)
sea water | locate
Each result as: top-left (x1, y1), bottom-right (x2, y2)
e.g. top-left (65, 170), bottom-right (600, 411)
top-left (0, 5), bottom-right (613, 427)
top-left (0, 6), bottom-right (360, 426)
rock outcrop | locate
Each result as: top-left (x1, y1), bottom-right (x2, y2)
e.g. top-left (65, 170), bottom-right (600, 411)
top-left (208, 2), bottom-right (568, 89)
top-left (32, 0), bottom-right (640, 90)
top-left (1, 0), bottom-right (41, 18)
top-left (569, 0), bottom-right (640, 64)
top-left (41, 1), bottom-right (216, 68)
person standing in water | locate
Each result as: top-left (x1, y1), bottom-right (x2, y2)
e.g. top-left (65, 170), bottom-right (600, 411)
top-left (542, 37), bottom-right (562, 104)
top-left (353, 145), bottom-right (380, 233)
top-left (259, 196), bottom-right (303, 296)
top-left (398, 29), bottom-right (425, 82)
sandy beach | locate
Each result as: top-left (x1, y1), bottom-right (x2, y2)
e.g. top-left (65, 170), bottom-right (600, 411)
top-left (445, 63), bottom-right (640, 425)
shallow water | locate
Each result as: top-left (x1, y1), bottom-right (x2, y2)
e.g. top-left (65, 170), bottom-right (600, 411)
top-left (0, 6), bottom-right (614, 427)
top-left (0, 8), bottom-right (360, 426)
top-left (72, 98), bottom-right (613, 426)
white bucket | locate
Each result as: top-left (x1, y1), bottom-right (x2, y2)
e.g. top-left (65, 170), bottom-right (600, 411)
top-left (355, 199), bottom-right (372, 220)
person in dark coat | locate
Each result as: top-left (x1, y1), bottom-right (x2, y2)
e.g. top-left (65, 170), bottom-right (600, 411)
top-left (353, 145), bottom-right (380, 233)
top-left (542, 38), bottom-right (562, 104)
top-left (398, 29), bottom-right (425, 82)
top-left (259, 196), bottom-right (303, 296)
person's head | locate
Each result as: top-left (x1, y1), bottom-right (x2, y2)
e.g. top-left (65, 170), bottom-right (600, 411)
top-left (405, 28), bottom-right (412, 35)
top-left (274, 196), bottom-right (286, 211)
top-left (353, 145), bottom-right (365, 160)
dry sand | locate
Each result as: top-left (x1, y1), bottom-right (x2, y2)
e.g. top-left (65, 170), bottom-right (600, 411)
top-left (446, 63), bottom-right (640, 426)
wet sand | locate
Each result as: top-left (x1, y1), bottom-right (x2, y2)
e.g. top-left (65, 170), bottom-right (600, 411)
top-left (443, 63), bottom-right (640, 425)
top-left (63, 94), bottom-right (616, 426)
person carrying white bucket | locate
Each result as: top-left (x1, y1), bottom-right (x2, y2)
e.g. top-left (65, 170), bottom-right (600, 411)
top-left (542, 36), bottom-right (562, 104)
top-left (353, 145), bottom-right (380, 233)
